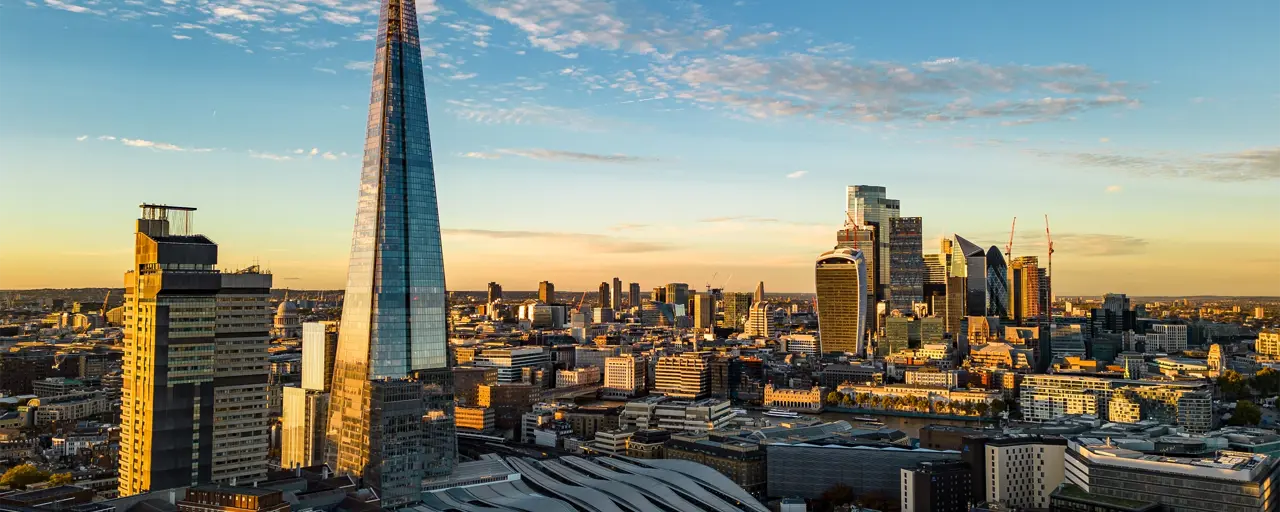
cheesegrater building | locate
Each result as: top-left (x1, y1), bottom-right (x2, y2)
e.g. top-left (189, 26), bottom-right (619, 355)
top-left (324, 0), bottom-right (456, 506)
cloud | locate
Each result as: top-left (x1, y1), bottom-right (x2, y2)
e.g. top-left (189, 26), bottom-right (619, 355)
top-left (1036, 147), bottom-right (1280, 182)
top-left (445, 99), bottom-right (607, 131)
top-left (785, 170), bottom-right (808, 179)
top-left (322, 12), bottom-right (360, 25)
top-left (75, 135), bottom-right (88, 141)
top-left (44, 0), bottom-right (100, 14)
top-left (208, 32), bottom-right (245, 44)
top-left (1052, 233), bottom-right (1149, 257)
top-left (321, 152), bottom-right (337, 160)
top-left (448, 72), bottom-right (478, 80)
top-left (120, 138), bottom-right (185, 151)
top-left (296, 39), bottom-right (338, 49)
top-left (1105, 185), bottom-right (1122, 193)
top-left (497, 148), bottom-right (654, 163)
top-left (1099, 137), bottom-right (1110, 143)
top-left (444, 228), bottom-right (671, 253)
top-left (460, 151), bottom-right (501, 159)
top-left (726, 31), bottom-right (780, 49)
top-left (211, 6), bottom-right (264, 22)
top-left (344, 60), bottom-right (373, 71)
top-left (313, 67), bottom-right (337, 74)
top-left (608, 223), bottom-right (651, 231)
top-left (250, 151), bottom-right (293, 161)
top-left (172, 34), bottom-right (192, 40)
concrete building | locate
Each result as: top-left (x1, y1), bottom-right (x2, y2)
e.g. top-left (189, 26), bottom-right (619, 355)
top-left (618, 396), bottom-right (735, 433)
top-left (654, 352), bottom-right (711, 399)
top-left (900, 460), bottom-right (973, 512)
top-left (474, 346), bottom-right (550, 383)
top-left (744, 302), bottom-right (772, 338)
top-left (280, 321), bottom-right (337, 470)
top-left (538, 281), bottom-right (555, 304)
top-left (763, 385), bottom-right (824, 412)
top-left (986, 436), bottom-right (1066, 510)
top-left (1146, 324), bottom-right (1189, 353)
top-left (628, 282), bottom-right (641, 308)
top-left (177, 485), bottom-right (290, 512)
top-left (555, 366), bottom-right (601, 388)
top-left (1066, 437), bottom-right (1277, 512)
top-left (1020, 375), bottom-right (1212, 432)
top-left (904, 369), bottom-right (962, 389)
top-left (692, 293), bottom-right (714, 332)
top-left (1258, 329), bottom-right (1280, 359)
top-left (815, 247), bottom-right (869, 355)
top-left (487, 282), bottom-right (502, 304)
top-left (665, 432), bottom-right (767, 496)
top-left (767, 440), bottom-right (958, 502)
top-left (780, 334), bottom-right (819, 356)
top-left (603, 355), bottom-right (646, 399)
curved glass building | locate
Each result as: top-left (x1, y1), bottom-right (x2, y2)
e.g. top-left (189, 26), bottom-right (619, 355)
top-left (986, 246), bottom-right (1009, 320)
top-left (815, 247), bottom-right (867, 356)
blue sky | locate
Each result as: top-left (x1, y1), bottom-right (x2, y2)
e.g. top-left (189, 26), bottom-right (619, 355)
top-left (1, 0), bottom-right (1278, 295)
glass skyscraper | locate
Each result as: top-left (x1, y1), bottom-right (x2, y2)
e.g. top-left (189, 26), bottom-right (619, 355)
top-left (325, 0), bottom-right (455, 506)
top-left (815, 247), bottom-right (868, 356)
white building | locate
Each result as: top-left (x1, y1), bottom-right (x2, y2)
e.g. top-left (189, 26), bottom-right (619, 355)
top-left (986, 437), bottom-right (1066, 510)
top-left (654, 352), bottom-right (710, 399)
top-left (780, 334), bottom-right (819, 356)
top-left (1145, 324), bottom-right (1188, 353)
top-left (475, 346), bottom-right (550, 383)
top-left (903, 370), bottom-right (961, 389)
top-left (556, 366), bottom-right (601, 388)
top-left (603, 355), bottom-right (646, 399)
top-left (618, 396), bottom-right (734, 433)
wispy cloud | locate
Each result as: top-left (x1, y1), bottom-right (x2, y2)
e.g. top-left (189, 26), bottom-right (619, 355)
top-left (448, 72), bottom-right (478, 80)
top-left (88, 135), bottom-right (210, 152)
top-left (786, 170), bottom-right (808, 179)
top-left (44, 0), bottom-right (100, 15)
top-left (1035, 147), bottom-right (1280, 182)
top-left (322, 12), bottom-right (360, 25)
top-left (208, 32), bottom-right (245, 45)
top-left (1105, 185), bottom-right (1123, 193)
top-left (250, 151), bottom-right (293, 161)
top-left (444, 228), bottom-right (671, 253)
top-left (313, 67), bottom-right (337, 74)
top-left (445, 99), bottom-right (609, 131)
top-left (460, 151), bottom-right (501, 159)
top-left (344, 60), bottom-right (373, 71)
top-left (75, 135), bottom-right (88, 142)
top-left (497, 148), bottom-right (655, 163)
top-left (211, 6), bottom-right (264, 22)
top-left (172, 34), bottom-right (192, 40)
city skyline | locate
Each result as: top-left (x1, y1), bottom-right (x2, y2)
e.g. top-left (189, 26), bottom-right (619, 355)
top-left (2, 1), bottom-right (1279, 295)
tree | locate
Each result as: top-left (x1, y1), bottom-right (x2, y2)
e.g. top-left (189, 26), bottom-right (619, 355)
top-left (1218, 370), bottom-right (1248, 400)
top-left (47, 473), bottom-right (73, 486)
top-left (1252, 368), bottom-right (1280, 395)
top-left (0, 464), bottom-right (50, 490)
top-left (975, 402), bottom-right (990, 417)
top-left (1230, 400), bottom-right (1263, 426)
top-left (816, 483), bottom-right (856, 512)
top-left (991, 399), bottom-right (1008, 416)
top-left (825, 391), bottom-right (843, 406)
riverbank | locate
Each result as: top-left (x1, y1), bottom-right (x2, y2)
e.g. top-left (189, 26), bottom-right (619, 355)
top-left (822, 406), bottom-right (998, 423)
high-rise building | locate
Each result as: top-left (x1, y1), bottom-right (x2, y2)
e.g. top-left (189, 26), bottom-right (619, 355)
top-left (666, 283), bottom-right (690, 307)
top-left (846, 185), bottom-right (900, 299)
top-left (900, 460), bottom-right (973, 512)
top-left (692, 293), bottom-right (714, 332)
top-left (815, 247), bottom-right (868, 356)
top-left (951, 235), bottom-right (987, 318)
top-left (1009, 256), bottom-right (1042, 324)
top-left (888, 217), bottom-right (924, 312)
top-left (603, 355), bottom-right (646, 399)
top-left (985, 247), bottom-right (1008, 319)
top-left (120, 205), bottom-right (274, 496)
top-left (945, 276), bottom-right (967, 336)
top-left (628, 282), bottom-right (641, 308)
top-left (745, 302), bottom-right (772, 338)
top-left (721, 292), bottom-right (752, 330)
top-left (487, 282), bottom-right (503, 304)
top-left (1258, 329), bottom-right (1280, 359)
top-left (654, 353), bottom-right (711, 399)
top-left (282, 322), bottom-right (337, 469)
top-left (651, 287), bottom-right (666, 303)
top-left (598, 282), bottom-right (610, 307)
top-left (753, 281), bottom-right (765, 303)
top-left (986, 437), bottom-right (1066, 510)
top-left (537, 281), bottom-right (554, 304)
top-left (324, 0), bottom-right (456, 505)
top-left (610, 277), bottom-right (623, 310)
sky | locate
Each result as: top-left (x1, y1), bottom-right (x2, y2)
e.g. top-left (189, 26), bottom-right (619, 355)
top-left (1, 0), bottom-right (1278, 296)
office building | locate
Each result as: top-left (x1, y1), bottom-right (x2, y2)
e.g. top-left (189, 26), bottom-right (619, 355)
top-left (665, 433), bottom-right (767, 495)
top-left (900, 460), bottom-right (973, 512)
top-left (538, 281), bottom-right (554, 304)
top-left (986, 437), bottom-right (1066, 510)
top-left (985, 247), bottom-right (1009, 319)
top-left (847, 185), bottom-right (900, 300)
top-left (951, 235), bottom-right (987, 318)
top-left (763, 385), bottom-right (823, 412)
top-left (597, 282), bottom-right (610, 307)
top-left (667, 283), bottom-right (691, 308)
top-left (282, 322), bottom-right (337, 469)
top-left (474, 346), bottom-right (550, 383)
top-left (768, 440), bottom-right (957, 502)
top-left (744, 302), bottom-right (772, 338)
top-left (453, 406), bottom-right (494, 432)
top-left (119, 205), bottom-right (274, 496)
top-left (323, 0), bottom-right (456, 504)
top-left (651, 286), bottom-right (666, 303)
top-left (946, 275), bottom-right (968, 336)
top-left (1258, 329), bottom-right (1280, 359)
top-left (487, 282), bottom-right (503, 304)
top-left (300, 322), bottom-right (338, 392)
top-left (815, 247), bottom-right (868, 355)
top-left (888, 216), bottom-right (924, 312)
top-left (1020, 375), bottom-right (1212, 432)
top-left (478, 383), bottom-right (536, 434)
top-left (1145, 324), bottom-right (1188, 353)
top-left (1065, 437), bottom-right (1277, 512)
top-left (177, 485), bottom-right (290, 512)
top-left (618, 396), bottom-right (735, 433)
top-left (836, 224), bottom-right (879, 301)
top-left (607, 277), bottom-right (621, 310)
top-left (1009, 256), bottom-right (1042, 324)
top-left (555, 366), bottom-right (600, 387)
top-left (721, 292), bottom-right (751, 330)
top-left (753, 281), bottom-right (764, 303)
top-left (654, 352), bottom-right (711, 399)
top-left (603, 355), bottom-right (646, 399)
top-left (692, 292), bottom-right (714, 332)
top-left (628, 282), bottom-right (641, 308)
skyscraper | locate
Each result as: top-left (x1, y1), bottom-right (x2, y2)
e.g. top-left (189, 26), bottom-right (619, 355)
top-left (538, 281), bottom-right (554, 304)
top-left (325, 0), bottom-right (455, 504)
top-left (666, 283), bottom-right (690, 307)
top-left (952, 235), bottom-right (987, 318)
top-left (846, 185), bottom-right (900, 299)
top-left (628, 282), bottom-right (641, 308)
top-left (1010, 256), bottom-right (1042, 324)
top-left (487, 282), bottom-right (503, 304)
top-left (610, 277), bottom-right (623, 310)
top-left (985, 246), bottom-right (1009, 320)
top-left (119, 205), bottom-right (273, 496)
top-left (282, 322), bottom-right (336, 469)
top-left (888, 217), bottom-right (924, 312)
top-left (815, 247), bottom-right (868, 356)
top-left (721, 292), bottom-right (752, 330)
top-left (692, 292), bottom-right (714, 332)
top-left (753, 281), bottom-right (765, 303)
top-left (598, 282), bottom-right (610, 307)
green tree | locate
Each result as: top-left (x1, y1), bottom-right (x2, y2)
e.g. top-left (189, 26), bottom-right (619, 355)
top-left (0, 464), bottom-right (51, 490)
top-left (47, 473), bottom-right (73, 486)
top-left (1252, 368), bottom-right (1280, 395)
top-left (991, 399), bottom-right (1008, 416)
top-left (1218, 370), bottom-right (1248, 400)
top-left (825, 391), bottom-right (843, 406)
top-left (1230, 400), bottom-right (1263, 426)
top-left (975, 402), bottom-right (990, 417)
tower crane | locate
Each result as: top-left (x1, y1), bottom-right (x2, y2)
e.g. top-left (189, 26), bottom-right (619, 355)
top-left (1044, 214), bottom-right (1054, 325)
top-left (1004, 217), bottom-right (1017, 262)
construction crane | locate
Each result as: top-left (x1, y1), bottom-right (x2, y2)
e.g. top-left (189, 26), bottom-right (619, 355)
top-left (1044, 214), bottom-right (1054, 325)
top-left (843, 211), bottom-right (862, 251)
top-left (705, 272), bottom-right (719, 295)
top-left (576, 291), bottom-right (588, 311)
top-left (1004, 217), bottom-right (1017, 262)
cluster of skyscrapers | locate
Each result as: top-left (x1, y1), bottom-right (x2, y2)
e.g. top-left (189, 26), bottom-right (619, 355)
top-left (814, 186), bottom-right (1051, 361)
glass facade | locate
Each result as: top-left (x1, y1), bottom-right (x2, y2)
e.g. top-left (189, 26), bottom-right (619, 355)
top-left (986, 246), bottom-right (1009, 320)
top-left (815, 248), bottom-right (867, 355)
top-left (326, 0), bottom-right (455, 497)
top-left (888, 217), bottom-right (924, 312)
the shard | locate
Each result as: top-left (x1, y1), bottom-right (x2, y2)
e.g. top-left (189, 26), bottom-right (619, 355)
top-left (325, 0), bottom-right (455, 506)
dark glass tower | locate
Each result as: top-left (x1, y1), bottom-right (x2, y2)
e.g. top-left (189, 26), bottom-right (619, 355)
top-left (325, 0), bottom-right (454, 506)
top-left (985, 246), bottom-right (1009, 320)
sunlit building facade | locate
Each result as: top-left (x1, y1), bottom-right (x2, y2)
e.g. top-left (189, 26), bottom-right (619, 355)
top-left (815, 247), bottom-right (868, 356)
top-left (888, 217), bottom-right (924, 312)
top-left (324, 0), bottom-right (455, 506)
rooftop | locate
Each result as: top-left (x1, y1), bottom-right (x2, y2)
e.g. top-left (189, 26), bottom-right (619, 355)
top-left (1052, 483), bottom-right (1158, 511)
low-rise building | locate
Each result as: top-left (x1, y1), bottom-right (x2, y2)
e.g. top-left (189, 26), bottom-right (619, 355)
top-left (454, 406), bottom-right (495, 432)
top-left (763, 385), bottom-right (824, 412)
top-left (904, 369), bottom-right (962, 389)
top-left (666, 432), bottom-right (767, 496)
top-left (593, 430), bottom-right (633, 455)
top-left (555, 366), bottom-right (601, 388)
top-left (618, 396), bottom-right (735, 433)
top-left (900, 460), bottom-right (973, 512)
